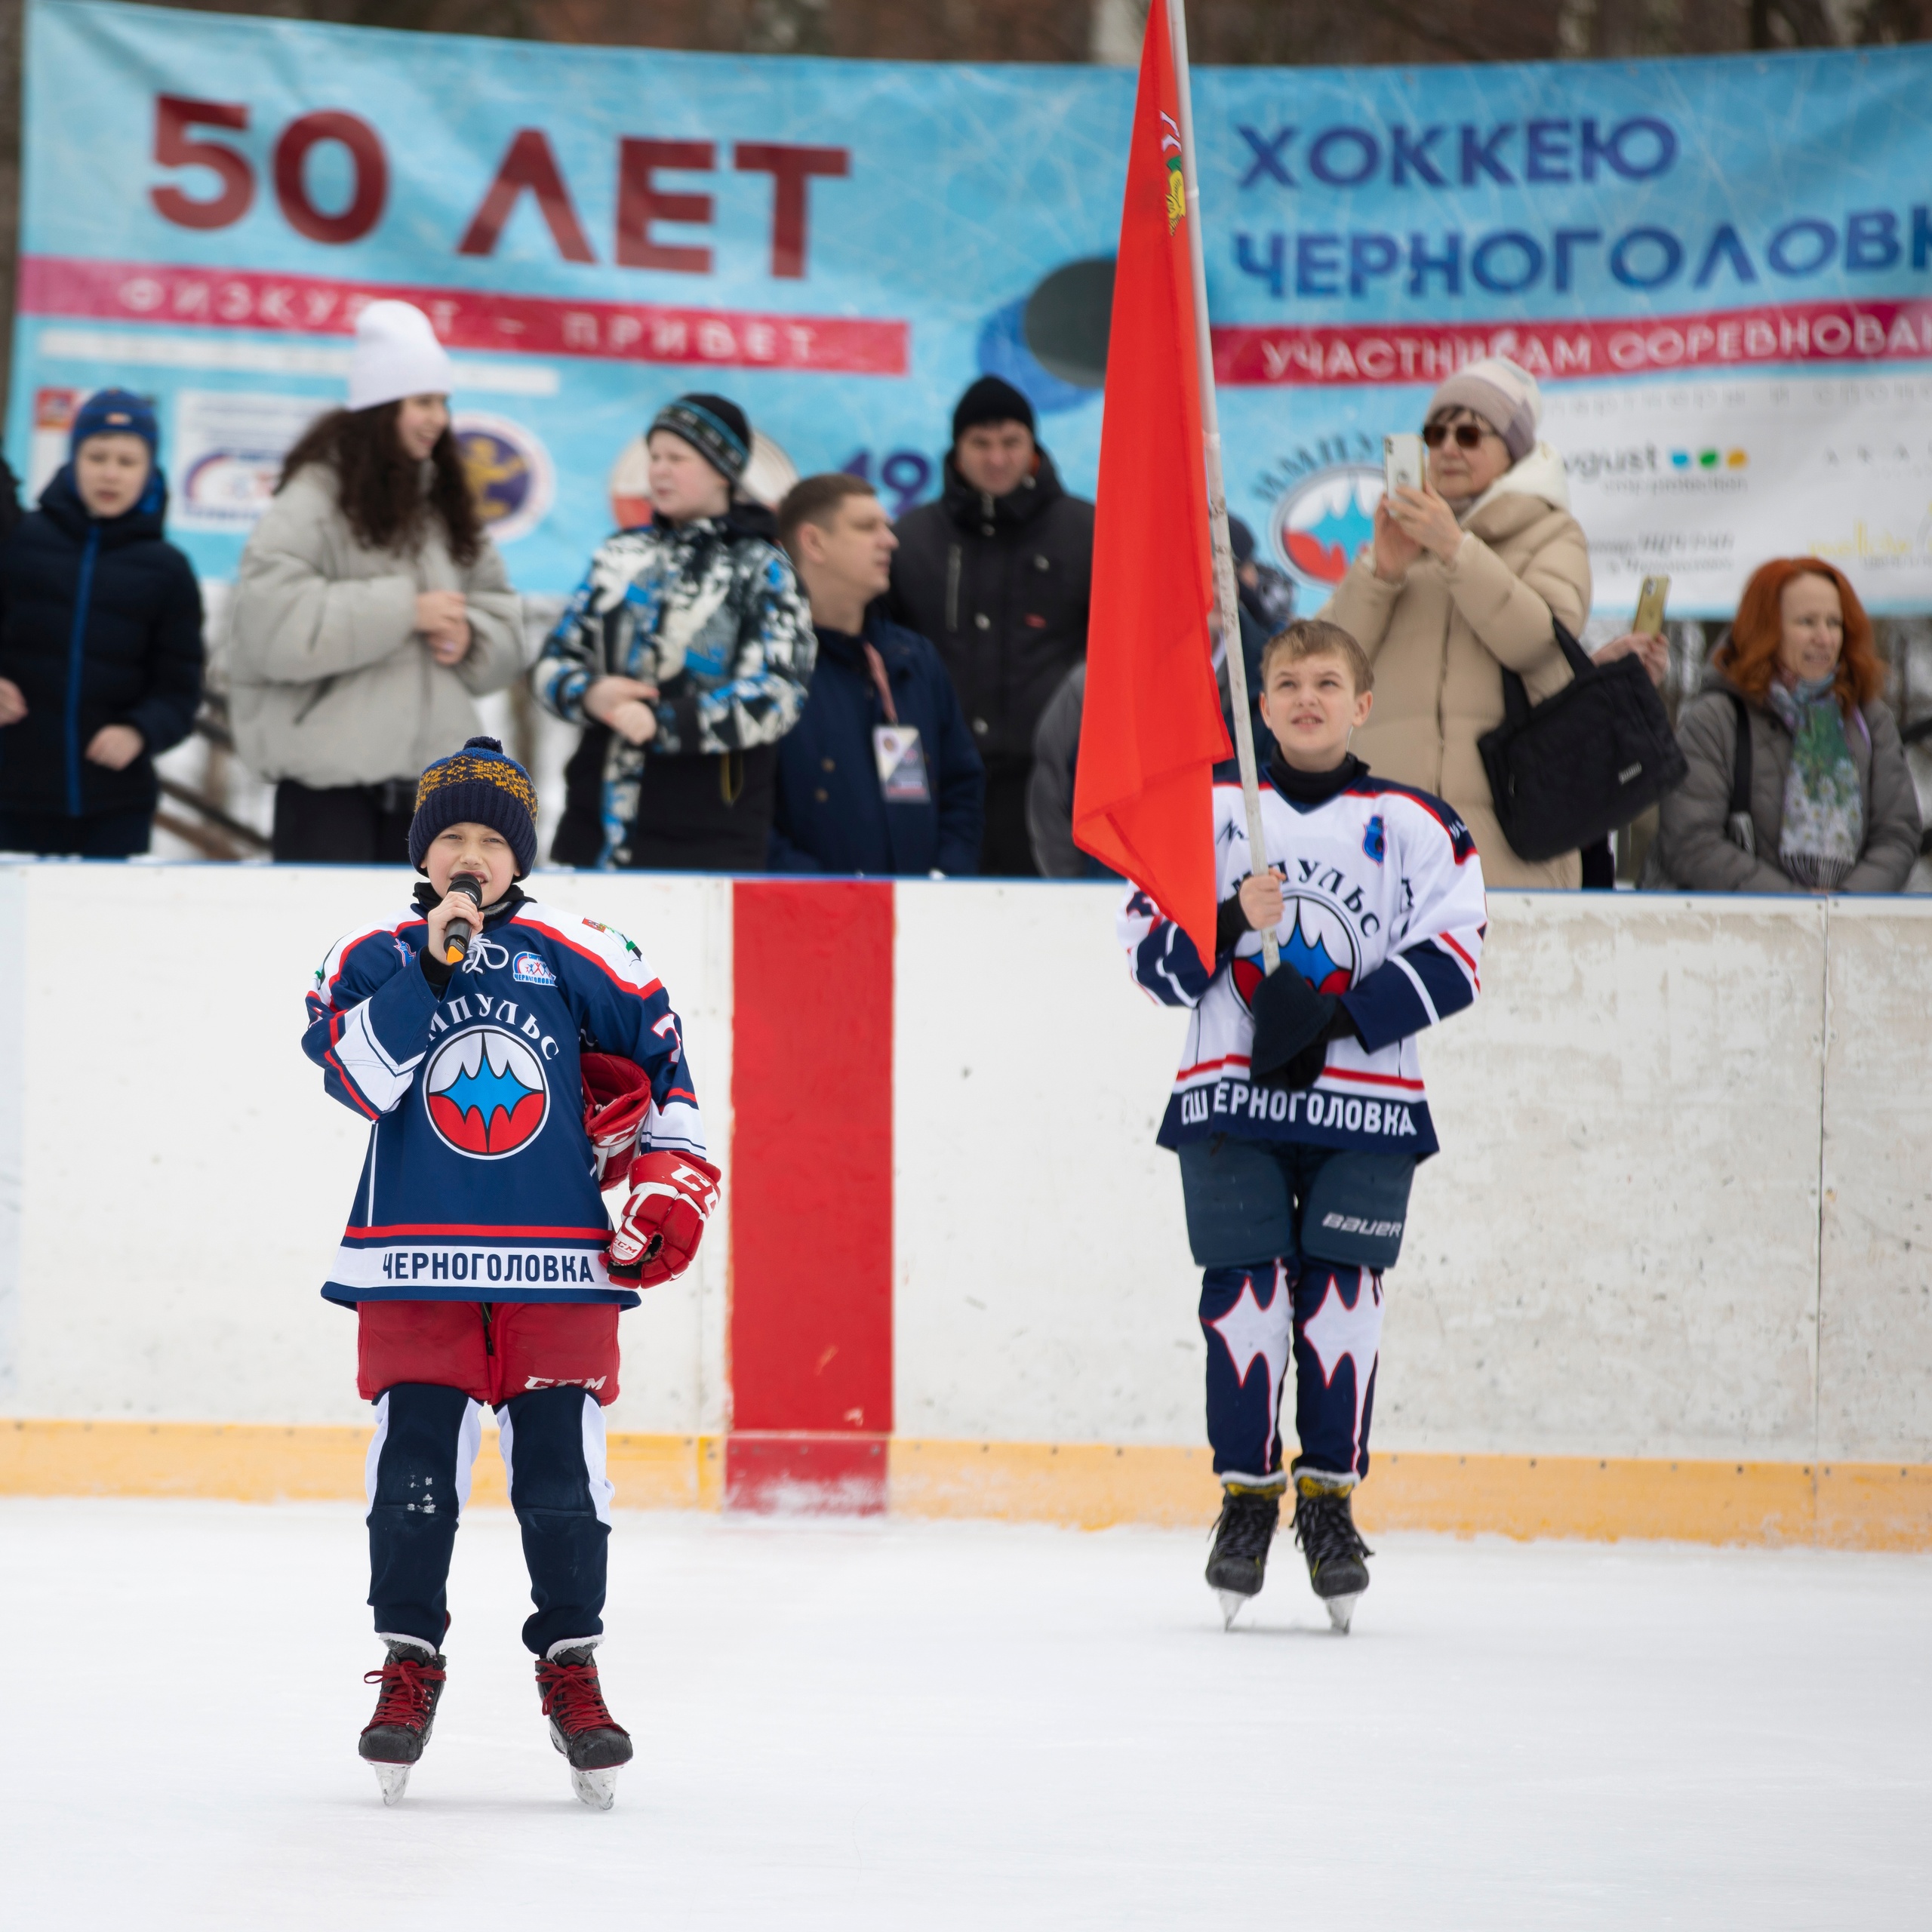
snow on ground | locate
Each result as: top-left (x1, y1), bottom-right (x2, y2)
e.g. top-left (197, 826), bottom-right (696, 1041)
top-left (3, 1499), bottom-right (1927, 1930)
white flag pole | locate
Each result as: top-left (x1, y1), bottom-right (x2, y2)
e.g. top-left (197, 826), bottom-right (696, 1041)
top-left (1166, 0), bottom-right (1278, 974)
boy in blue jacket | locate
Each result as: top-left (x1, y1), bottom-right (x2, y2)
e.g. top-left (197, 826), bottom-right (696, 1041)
top-left (303, 736), bottom-right (719, 1808)
top-left (0, 389), bottom-right (202, 855)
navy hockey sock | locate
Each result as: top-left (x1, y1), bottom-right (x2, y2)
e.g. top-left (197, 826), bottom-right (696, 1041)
top-left (1290, 1264), bottom-right (1383, 1481)
top-left (1199, 1262), bottom-right (1293, 1482)
top-left (366, 1382), bottom-right (476, 1648)
top-left (499, 1386), bottom-right (613, 1657)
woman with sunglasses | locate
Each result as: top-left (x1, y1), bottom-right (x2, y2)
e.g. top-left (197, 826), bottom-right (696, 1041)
top-left (1318, 356), bottom-right (1593, 887)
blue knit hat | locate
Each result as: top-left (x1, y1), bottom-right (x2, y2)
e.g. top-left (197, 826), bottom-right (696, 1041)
top-left (409, 736), bottom-right (539, 877)
top-left (71, 389), bottom-right (158, 457)
top-left (650, 393), bottom-right (750, 483)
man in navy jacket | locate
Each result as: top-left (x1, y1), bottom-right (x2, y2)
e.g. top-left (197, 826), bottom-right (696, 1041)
top-left (772, 475), bottom-right (983, 875)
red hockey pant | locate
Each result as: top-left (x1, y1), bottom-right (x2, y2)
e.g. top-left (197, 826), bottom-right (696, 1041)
top-left (357, 1300), bottom-right (622, 1657)
top-left (356, 1299), bottom-right (621, 1407)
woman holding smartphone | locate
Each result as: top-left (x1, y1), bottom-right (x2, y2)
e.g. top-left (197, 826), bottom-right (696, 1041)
top-left (1318, 356), bottom-right (1594, 887)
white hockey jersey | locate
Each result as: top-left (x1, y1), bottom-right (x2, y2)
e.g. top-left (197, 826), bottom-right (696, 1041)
top-left (1120, 764), bottom-right (1486, 1158)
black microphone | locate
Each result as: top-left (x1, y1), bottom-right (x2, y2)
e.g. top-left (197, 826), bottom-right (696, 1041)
top-left (443, 874), bottom-right (485, 965)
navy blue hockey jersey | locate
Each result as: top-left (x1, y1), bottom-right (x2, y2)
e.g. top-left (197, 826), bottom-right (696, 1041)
top-left (302, 894), bottom-right (707, 1309)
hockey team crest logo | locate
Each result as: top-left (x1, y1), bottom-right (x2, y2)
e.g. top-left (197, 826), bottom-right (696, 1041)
top-left (1270, 465), bottom-right (1381, 598)
top-left (1234, 895), bottom-right (1358, 1008)
top-left (423, 1026), bottom-right (551, 1158)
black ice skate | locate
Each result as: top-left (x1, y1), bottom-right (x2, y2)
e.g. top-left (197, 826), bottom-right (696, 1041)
top-left (1204, 1482), bottom-right (1283, 1629)
top-left (358, 1637), bottom-right (448, 1804)
top-left (536, 1644), bottom-right (633, 1810)
top-left (1292, 1472), bottom-right (1374, 1633)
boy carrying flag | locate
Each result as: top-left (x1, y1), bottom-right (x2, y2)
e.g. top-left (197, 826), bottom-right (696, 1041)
top-left (1121, 621), bottom-right (1485, 1631)
top-left (303, 735), bottom-right (718, 1806)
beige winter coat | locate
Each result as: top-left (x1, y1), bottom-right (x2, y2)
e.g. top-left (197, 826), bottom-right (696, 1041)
top-left (226, 463), bottom-right (525, 788)
top-left (1319, 442), bottom-right (1592, 888)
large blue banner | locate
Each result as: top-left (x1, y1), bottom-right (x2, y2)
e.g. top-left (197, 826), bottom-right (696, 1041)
top-left (14, 0), bottom-right (1932, 613)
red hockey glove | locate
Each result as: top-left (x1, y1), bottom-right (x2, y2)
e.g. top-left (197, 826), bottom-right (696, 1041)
top-left (608, 1152), bottom-right (721, 1288)
top-left (581, 1052), bottom-right (655, 1193)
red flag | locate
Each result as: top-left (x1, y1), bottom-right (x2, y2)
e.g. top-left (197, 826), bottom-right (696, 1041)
top-left (1073, 0), bottom-right (1230, 963)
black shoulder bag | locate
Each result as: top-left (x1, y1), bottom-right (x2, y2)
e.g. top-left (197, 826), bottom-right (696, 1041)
top-left (1722, 691), bottom-right (1757, 854)
top-left (1477, 620), bottom-right (1688, 864)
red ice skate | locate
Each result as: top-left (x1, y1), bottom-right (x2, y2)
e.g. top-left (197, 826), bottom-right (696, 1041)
top-left (536, 1644), bottom-right (632, 1810)
top-left (358, 1638), bottom-right (448, 1804)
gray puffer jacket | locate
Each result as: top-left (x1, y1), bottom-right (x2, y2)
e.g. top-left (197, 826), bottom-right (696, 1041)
top-left (226, 463), bottom-right (525, 787)
top-left (1650, 671), bottom-right (1922, 892)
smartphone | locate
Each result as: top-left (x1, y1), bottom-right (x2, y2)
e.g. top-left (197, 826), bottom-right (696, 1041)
top-left (1383, 432), bottom-right (1426, 498)
top-left (1633, 574), bottom-right (1671, 636)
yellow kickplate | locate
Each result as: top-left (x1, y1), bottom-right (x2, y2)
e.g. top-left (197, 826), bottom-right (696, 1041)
top-left (888, 1438), bottom-right (1222, 1531)
top-left (0, 1419), bottom-right (719, 1513)
top-left (886, 1440), bottom-right (1932, 1549)
top-left (3, 1420), bottom-right (1926, 1548)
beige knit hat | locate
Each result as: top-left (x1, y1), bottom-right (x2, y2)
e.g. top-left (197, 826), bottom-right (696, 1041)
top-left (1425, 355), bottom-right (1540, 464)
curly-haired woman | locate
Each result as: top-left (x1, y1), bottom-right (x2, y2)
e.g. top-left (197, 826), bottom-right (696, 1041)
top-left (1651, 558), bottom-right (1920, 892)
top-left (229, 301), bottom-right (525, 863)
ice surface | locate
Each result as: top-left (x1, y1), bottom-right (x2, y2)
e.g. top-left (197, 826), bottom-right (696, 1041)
top-left (3, 1498), bottom-right (1928, 1930)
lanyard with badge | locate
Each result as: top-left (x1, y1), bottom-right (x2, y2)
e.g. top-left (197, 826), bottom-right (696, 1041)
top-left (863, 643), bottom-right (931, 804)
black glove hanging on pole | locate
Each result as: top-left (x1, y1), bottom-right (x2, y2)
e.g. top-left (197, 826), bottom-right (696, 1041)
top-left (1248, 967), bottom-right (1340, 1089)
top-left (1220, 866), bottom-right (1361, 1089)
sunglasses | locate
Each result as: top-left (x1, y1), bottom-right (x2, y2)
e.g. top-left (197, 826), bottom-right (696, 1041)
top-left (1422, 422), bottom-right (1496, 450)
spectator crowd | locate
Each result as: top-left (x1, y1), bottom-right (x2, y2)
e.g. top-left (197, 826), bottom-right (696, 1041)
top-left (0, 309), bottom-right (1924, 896)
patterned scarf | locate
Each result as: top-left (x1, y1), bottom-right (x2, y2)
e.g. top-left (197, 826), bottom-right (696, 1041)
top-left (1766, 673), bottom-right (1863, 890)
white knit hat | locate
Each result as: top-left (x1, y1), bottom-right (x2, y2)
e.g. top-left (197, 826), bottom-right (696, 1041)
top-left (347, 300), bottom-right (455, 412)
top-left (1425, 355), bottom-right (1541, 463)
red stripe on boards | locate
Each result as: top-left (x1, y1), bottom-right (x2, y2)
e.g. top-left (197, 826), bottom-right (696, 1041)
top-left (729, 881), bottom-right (893, 1505)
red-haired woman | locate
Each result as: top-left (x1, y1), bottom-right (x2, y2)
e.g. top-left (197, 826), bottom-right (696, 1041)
top-left (1651, 559), bottom-right (1920, 891)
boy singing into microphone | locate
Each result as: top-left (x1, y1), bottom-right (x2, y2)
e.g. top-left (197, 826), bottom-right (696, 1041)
top-left (302, 735), bottom-right (718, 1808)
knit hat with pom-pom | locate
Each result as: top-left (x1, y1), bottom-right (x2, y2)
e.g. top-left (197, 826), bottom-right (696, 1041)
top-left (409, 735), bottom-right (539, 877)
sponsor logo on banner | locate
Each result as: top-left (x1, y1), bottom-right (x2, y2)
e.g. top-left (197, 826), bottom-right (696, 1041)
top-left (1547, 374), bottom-right (1932, 608)
top-left (27, 386), bottom-right (82, 497)
top-left (456, 412), bottom-right (554, 543)
top-left (171, 391), bottom-right (326, 533)
top-left (607, 434), bottom-right (654, 530)
top-left (423, 1025), bottom-right (550, 1158)
top-left (1270, 465), bottom-right (1380, 596)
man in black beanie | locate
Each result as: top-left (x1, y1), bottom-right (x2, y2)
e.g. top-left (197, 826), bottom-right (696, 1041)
top-left (888, 374), bottom-right (1093, 877)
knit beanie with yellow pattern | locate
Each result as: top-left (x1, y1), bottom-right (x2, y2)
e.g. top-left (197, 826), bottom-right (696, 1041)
top-left (408, 735), bottom-right (539, 877)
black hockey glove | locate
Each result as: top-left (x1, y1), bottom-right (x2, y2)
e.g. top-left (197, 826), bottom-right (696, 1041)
top-left (1249, 968), bottom-right (1356, 1090)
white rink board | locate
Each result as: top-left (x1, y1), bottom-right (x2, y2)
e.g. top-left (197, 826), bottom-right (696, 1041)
top-left (0, 863), bottom-right (731, 1434)
top-left (888, 888), bottom-right (1929, 1463)
top-left (1, 865), bottom-right (1928, 1464)
top-left (892, 879), bottom-right (1201, 1446)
